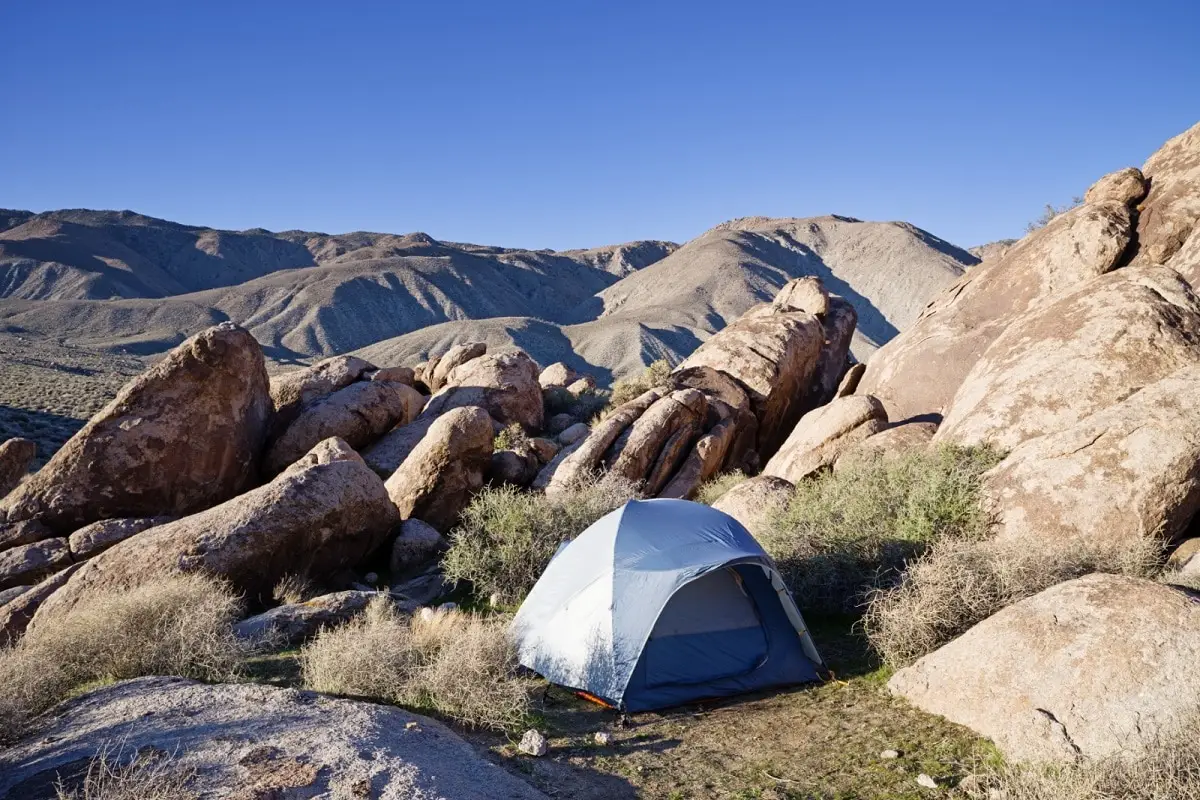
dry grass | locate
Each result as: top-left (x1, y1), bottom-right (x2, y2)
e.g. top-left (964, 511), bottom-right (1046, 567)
top-left (757, 444), bottom-right (1004, 614)
top-left (0, 573), bottom-right (245, 740)
top-left (442, 473), bottom-right (638, 605)
top-left (56, 744), bottom-right (198, 800)
top-left (966, 714), bottom-right (1200, 799)
top-left (300, 597), bottom-right (532, 731)
top-left (272, 573), bottom-right (318, 605)
top-left (606, 359), bottom-right (672, 408)
top-left (694, 470), bottom-right (748, 505)
top-left (864, 535), bottom-right (1161, 668)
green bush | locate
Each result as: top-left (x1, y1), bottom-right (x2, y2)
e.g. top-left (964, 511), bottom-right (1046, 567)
top-left (607, 359), bottom-right (672, 408)
top-left (544, 385), bottom-right (610, 423)
top-left (493, 422), bottom-right (529, 452)
top-left (443, 474), bottom-right (638, 605)
top-left (757, 444), bottom-right (1004, 614)
top-left (694, 470), bottom-right (748, 505)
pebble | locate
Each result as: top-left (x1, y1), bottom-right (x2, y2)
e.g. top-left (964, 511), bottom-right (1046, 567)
top-left (880, 749), bottom-right (900, 759)
top-left (916, 773), bottom-right (938, 789)
top-left (593, 731), bottom-right (613, 746)
top-left (519, 728), bottom-right (548, 757)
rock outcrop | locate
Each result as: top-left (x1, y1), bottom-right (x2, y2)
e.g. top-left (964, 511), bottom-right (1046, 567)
top-left (384, 407), bottom-right (494, 532)
top-left (0, 563), bottom-right (83, 645)
top-left (0, 438), bottom-right (35, 499)
top-left (1132, 121), bottom-right (1200, 271)
top-left (268, 355), bottom-right (374, 429)
top-left (421, 351), bottom-right (544, 432)
top-left (428, 341), bottom-right (487, 392)
top-left (32, 438), bottom-right (400, 622)
top-left (390, 518), bottom-right (446, 576)
top-left (544, 389), bottom-right (663, 494)
top-left (66, 516), bottom-right (174, 559)
top-left (539, 361), bottom-right (581, 388)
top-left (233, 590), bottom-right (385, 646)
top-left (0, 538), bottom-right (71, 591)
top-left (833, 421), bottom-right (936, 471)
top-left (889, 575), bottom-right (1200, 763)
top-left (0, 323), bottom-right (272, 533)
top-left (608, 389), bottom-right (708, 494)
top-left (764, 395), bottom-right (888, 482)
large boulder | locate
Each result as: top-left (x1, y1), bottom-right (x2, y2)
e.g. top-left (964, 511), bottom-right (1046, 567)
top-left (609, 389), bottom-right (708, 494)
top-left (0, 324), bottom-right (272, 534)
top-left (421, 351), bottom-right (543, 432)
top-left (539, 361), bottom-right (581, 388)
top-left (935, 266), bottom-right (1200, 449)
top-left (428, 341), bottom-right (487, 392)
top-left (264, 380), bottom-right (424, 474)
top-left (1132, 121), bottom-right (1200, 271)
top-left (361, 416), bottom-right (437, 477)
top-left (857, 198), bottom-right (1137, 424)
top-left (32, 437), bottom-right (400, 622)
top-left (389, 518), bottom-right (446, 577)
top-left (889, 575), bottom-right (1200, 763)
top-left (833, 421), bottom-right (936, 471)
top-left (676, 278), bottom-right (826, 460)
top-left (659, 415), bottom-right (739, 499)
top-left (0, 563), bottom-right (83, 646)
top-left (711, 475), bottom-right (794, 540)
top-left (0, 538), bottom-right (70, 592)
top-left (233, 590), bottom-right (385, 646)
top-left (66, 516), bottom-right (174, 560)
top-left (983, 365), bottom-right (1200, 547)
top-left (268, 355), bottom-right (374, 429)
top-left (384, 407), bottom-right (494, 533)
top-left (0, 438), bottom-right (35, 499)
top-left (808, 296), bottom-right (858, 409)
top-left (0, 519), bottom-right (52, 551)
top-left (544, 389), bottom-right (663, 494)
top-left (0, 677), bottom-right (548, 800)
top-left (764, 395), bottom-right (888, 483)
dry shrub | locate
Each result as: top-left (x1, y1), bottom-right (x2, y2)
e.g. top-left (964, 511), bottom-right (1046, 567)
top-left (544, 385), bottom-right (609, 422)
top-left (0, 573), bottom-right (245, 740)
top-left (607, 359), bottom-right (672, 408)
top-left (966, 714), bottom-right (1200, 799)
top-left (443, 473), bottom-right (638, 605)
top-left (864, 535), bottom-right (1160, 668)
top-left (493, 422), bottom-right (530, 453)
top-left (757, 444), bottom-right (1004, 613)
top-left (272, 573), bottom-right (317, 605)
top-left (56, 744), bottom-right (198, 800)
top-left (694, 470), bottom-right (748, 505)
top-left (300, 597), bottom-right (531, 731)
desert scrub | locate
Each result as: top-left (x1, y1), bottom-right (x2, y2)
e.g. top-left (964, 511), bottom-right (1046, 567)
top-left (300, 597), bottom-right (532, 731)
top-left (0, 573), bottom-right (245, 740)
top-left (543, 385), bottom-right (610, 422)
top-left (493, 422), bottom-right (530, 452)
top-left (694, 470), bottom-right (748, 505)
top-left (758, 444), bottom-right (1004, 614)
top-left (56, 744), bottom-right (198, 800)
top-left (443, 474), bottom-right (638, 604)
top-left (607, 359), bottom-right (672, 408)
top-left (864, 533), bottom-right (1161, 668)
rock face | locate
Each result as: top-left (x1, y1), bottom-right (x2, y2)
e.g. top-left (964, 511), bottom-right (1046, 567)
top-left (233, 590), bottom-right (383, 646)
top-left (834, 421), bottom-right (936, 471)
top-left (421, 351), bottom-right (544, 432)
top-left (1083, 167), bottom-right (1148, 206)
top-left (0, 519), bottom-right (52, 551)
top-left (808, 297), bottom-right (857, 408)
top-left (265, 379), bottom-right (424, 474)
top-left (361, 417), bottom-right (438, 477)
top-left (544, 389), bottom-right (663, 494)
top-left (0, 438), bottom-right (35, 499)
top-left (0, 677), bottom-right (548, 800)
top-left (539, 361), bottom-right (580, 388)
top-left (384, 407), bottom-right (494, 533)
top-left (269, 355), bottom-right (374, 428)
top-left (0, 563), bottom-right (82, 646)
top-left (935, 266), bottom-right (1200, 449)
top-left (889, 575), bottom-right (1200, 763)
top-left (659, 415), bottom-right (739, 500)
top-left (428, 341), bottom-right (487, 392)
top-left (389, 518), bottom-right (446, 577)
top-left (857, 198), bottom-right (1138, 425)
top-left (710, 475), bottom-right (794, 540)
top-left (764, 395), bottom-right (888, 482)
top-left (33, 438), bottom-right (400, 622)
top-left (0, 323), bottom-right (272, 534)
top-left (0, 538), bottom-right (70, 591)
top-left (1133, 121), bottom-right (1200, 270)
top-left (66, 516), bottom-right (173, 559)
top-left (983, 365), bottom-right (1200, 547)
top-left (609, 389), bottom-right (708, 494)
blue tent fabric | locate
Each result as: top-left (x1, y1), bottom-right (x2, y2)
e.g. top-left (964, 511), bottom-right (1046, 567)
top-left (511, 498), bottom-right (823, 711)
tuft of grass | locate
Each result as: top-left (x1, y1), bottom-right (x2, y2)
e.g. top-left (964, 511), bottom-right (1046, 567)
top-left (56, 744), bottom-right (198, 800)
top-left (300, 597), bottom-right (532, 731)
top-left (544, 386), bottom-right (610, 423)
top-left (757, 444), bottom-right (1004, 614)
top-left (694, 470), bottom-right (748, 506)
top-left (443, 474), bottom-right (638, 605)
top-left (607, 360), bottom-right (672, 409)
top-left (272, 573), bottom-right (317, 605)
top-left (863, 534), bottom-right (1161, 668)
top-left (0, 574), bottom-right (246, 740)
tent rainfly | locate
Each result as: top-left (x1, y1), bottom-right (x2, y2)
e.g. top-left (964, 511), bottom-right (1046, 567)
top-left (511, 498), bottom-right (824, 711)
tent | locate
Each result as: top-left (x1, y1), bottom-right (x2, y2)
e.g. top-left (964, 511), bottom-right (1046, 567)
top-left (511, 498), bottom-right (824, 711)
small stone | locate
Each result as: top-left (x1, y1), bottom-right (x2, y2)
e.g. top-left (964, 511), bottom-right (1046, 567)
top-left (364, 572), bottom-right (379, 585)
top-left (518, 728), bottom-right (548, 757)
top-left (916, 773), bottom-right (938, 789)
top-left (880, 749), bottom-right (900, 759)
top-left (438, 601), bottom-right (457, 612)
top-left (593, 731), bottom-right (612, 746)
top-left (405, 721), bottom-right (419, 731)
top-left (418, 607), bottom-right (437, 622)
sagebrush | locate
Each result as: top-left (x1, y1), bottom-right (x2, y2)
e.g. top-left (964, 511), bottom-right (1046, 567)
top-left (0, 573), bottom-right (245, 740)
top-left (756, 444), bottom-right (1004, 613)
top-left (301, 597), bottom-right (531, 731)
top-left (443, 473), bottom-right (638, 604)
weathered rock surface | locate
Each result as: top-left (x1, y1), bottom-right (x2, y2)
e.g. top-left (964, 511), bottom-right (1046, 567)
top-left (421, 351), bottom-right (544, 432)
top-left (983, 365), bottom-right (1200, 546)
top-left (0, 519), bottom-right (52, 551)
top-left (764, 395), bottom-right (888, 482)
top-left (0, 586), bottom-right (27, 606)
top-left (428, 341), bottom-right (487, 392)
top-left (390, 518), bottom-right (446, 577)
top-left (269, 355), bottom-right (374, 428)
top-left (361, 416), bottom-right (438, 477)
top-left (936, 266), bottom-right (1200, 449)
top-left (1133, 121), bottom-right (1200, 270)
top-left (0, 538), bottom-right (70, 591)
top-left (0, 438), bottom-right (35, 499)
top-left (835, 362), bottom-right (866, 398)
top-left (557, 422), bottom-right (590, 445)
top-left (384, 407), bottom-right (494, 533)
top-left (857, 199), bottom-right (1137, 424)
top-left (0, 563), bottom-right (82, 646)
top-left (889, 575), bottom-right (1200, 763)
top-left (545, 389), bottom-right (662, 494)
top-left (365, 365), bottom-right (415, 385)
top-left (66, 516), bottom-right (173, 559)
top-left (1, 323), bottom-right (272, 533)
top-left (538, 361), bottom-right (580, 388)
top-left (659, 416), bottom-right (739, 500)
top-left (33, 438), bottom-right (400, 622)
top-left (808, 296), bottom-right (858, 408)
top-left (610, 389), bottom-right (708, 494)
top-left (711, 475), bottom-right (794, 540)
top-left (0, 677), bottom-right (548, 800)
top-left (488, 449), bottom-right (541, 487)
top-left (265, 379), bottom-right (424, 474)
top-left (834, 421), bottom-right (936, 471)
top-left (233, 590), bottom-right (384, 646)
top-left (1083, 166), bottom-right (1148, 206)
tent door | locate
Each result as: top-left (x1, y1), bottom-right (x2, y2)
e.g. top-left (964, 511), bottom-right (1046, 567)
top-left (641, 567), bottom-right (768, 688)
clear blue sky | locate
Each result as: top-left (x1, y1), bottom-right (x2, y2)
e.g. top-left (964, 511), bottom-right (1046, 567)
top-left (4, 1), bottom-right (1198, 250)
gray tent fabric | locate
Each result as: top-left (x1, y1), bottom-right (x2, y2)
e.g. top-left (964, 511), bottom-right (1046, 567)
top-left (511, 498), bottom-right (823, 711)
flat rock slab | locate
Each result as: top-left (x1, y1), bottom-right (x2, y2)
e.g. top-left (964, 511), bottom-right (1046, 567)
top-left (0, 676), bottom-right (548, 800)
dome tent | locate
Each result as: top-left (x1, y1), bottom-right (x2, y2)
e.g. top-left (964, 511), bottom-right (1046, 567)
top-left (511, 499), bottom-right (824, 711)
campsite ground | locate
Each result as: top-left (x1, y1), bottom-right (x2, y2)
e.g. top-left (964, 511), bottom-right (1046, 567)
top-left (247, 616), bottom-right (993, 799)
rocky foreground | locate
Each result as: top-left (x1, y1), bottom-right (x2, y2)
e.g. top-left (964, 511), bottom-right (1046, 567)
top-left (0, 120), bottom-right (1199, 796)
